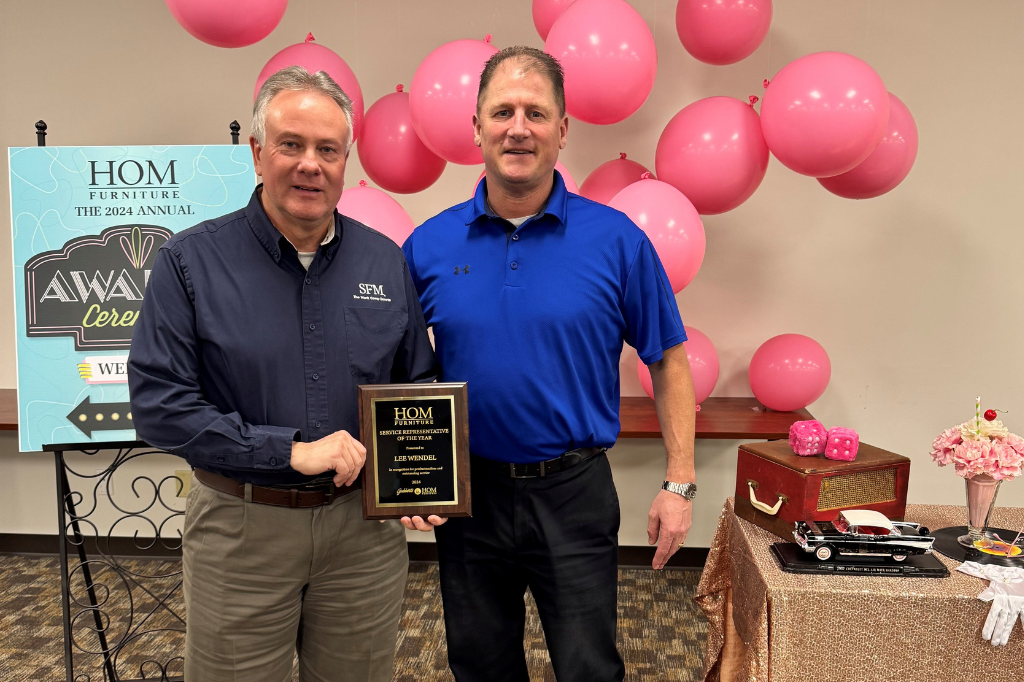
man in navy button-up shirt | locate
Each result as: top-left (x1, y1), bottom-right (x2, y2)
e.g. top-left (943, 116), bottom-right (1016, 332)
top-left (128, 67), bottom-right (437, 681)
top-left (402, 48), bottom-right (697, 682)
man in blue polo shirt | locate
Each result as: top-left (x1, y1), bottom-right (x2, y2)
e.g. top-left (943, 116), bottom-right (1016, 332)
top-left (401, 47), bottom-right (697, 682)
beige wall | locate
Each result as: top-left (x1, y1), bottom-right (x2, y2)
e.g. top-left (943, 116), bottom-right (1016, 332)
top-left (2, 1), bottom-right (1022, 548)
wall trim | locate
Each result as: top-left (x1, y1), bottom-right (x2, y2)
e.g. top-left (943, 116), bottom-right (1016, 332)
top-left (1, 534), bottom-right (708, 569)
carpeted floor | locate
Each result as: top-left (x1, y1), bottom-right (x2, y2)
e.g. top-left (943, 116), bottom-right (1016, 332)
top-left (0, 555), bottom-right (707, 681)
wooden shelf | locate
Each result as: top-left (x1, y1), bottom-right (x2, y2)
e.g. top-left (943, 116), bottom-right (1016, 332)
top-left (0, 390), bottom-right (811, 441)
top-left (620, 396), bottom-right (812, 440)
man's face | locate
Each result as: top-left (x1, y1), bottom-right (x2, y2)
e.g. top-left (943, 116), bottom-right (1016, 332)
top-left (250, 90), bottom-right (349, 229)
top-left (474, 62), bottom-right (568, 191)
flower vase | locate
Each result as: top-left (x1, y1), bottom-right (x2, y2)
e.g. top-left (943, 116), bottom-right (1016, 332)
top-left (957, 473), bottom-right (1002, 548)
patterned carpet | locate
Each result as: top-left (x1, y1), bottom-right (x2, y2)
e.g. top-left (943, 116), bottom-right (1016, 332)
top-left (0, 555), bottom-right (707, 681)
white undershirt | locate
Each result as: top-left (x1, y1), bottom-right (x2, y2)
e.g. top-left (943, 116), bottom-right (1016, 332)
top-left (506, 215), bottom-right (534, 227)
top-left (296, 223), bottom-right (336, 271)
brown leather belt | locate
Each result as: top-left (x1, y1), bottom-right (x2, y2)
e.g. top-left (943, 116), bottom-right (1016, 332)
top-left (194, 468), bottom-right (359, 508)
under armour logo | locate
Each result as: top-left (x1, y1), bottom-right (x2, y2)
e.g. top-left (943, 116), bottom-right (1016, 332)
top-left (454, 265), bottom-right (469, 275)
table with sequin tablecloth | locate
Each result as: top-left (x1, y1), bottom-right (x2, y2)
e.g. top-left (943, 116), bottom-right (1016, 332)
top-left (695, 499), bottom-right (1024, 682)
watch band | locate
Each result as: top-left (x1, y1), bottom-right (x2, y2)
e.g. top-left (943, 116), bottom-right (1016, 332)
top-left (662, 480), bottom-right (697, 501)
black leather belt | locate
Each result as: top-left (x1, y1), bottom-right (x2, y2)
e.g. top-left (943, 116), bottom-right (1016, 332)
top-left (474, 446), bottom-right (606, 479)
top-left (194, 468), bottom-right (359, 508)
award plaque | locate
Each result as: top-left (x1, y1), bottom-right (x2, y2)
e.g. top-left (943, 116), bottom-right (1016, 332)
top-left (358, 382), bottom-right (471, 520)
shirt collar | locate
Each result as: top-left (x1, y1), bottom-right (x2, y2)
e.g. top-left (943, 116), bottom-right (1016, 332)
top-left (464, 169), bottom-right (570, 227)
top-left (246, 185), bottom-right (341, 263)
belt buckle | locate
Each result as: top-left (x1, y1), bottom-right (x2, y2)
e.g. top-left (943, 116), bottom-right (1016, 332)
top-left (509, 462), bottom-right (534, 479)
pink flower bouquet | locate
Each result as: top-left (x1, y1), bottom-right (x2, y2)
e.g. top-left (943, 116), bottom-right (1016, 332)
top-left (931, 412), bottom-right (1024, 481)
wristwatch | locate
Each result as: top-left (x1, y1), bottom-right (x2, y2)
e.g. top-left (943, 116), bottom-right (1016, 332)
top-left (662, 481), bottom-right (697, 501)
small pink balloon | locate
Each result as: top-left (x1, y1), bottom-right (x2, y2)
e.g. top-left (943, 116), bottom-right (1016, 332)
top-left (748, 334), bottom-right (831, 412)
top-left (545, 0), bottom-right (657, 125)
top-left (533, 0), bottom-right (578, 41)
top-left (358, 85), bottom-right (447, 194)
top-left (636, 327), bottom-right (719, 403)
top-left (410, 38), bottom-right (500, 165)
top-left (656, 97), bottom-right (768, 215)
top-left (473, 162), bottom-right (578, 196)
top-left (608, 178), bottom-right (705, 293)
top-left (760, 52), bottom-right (889, 177)
top-left (165, 0), bottom-right (287, 48)
top-left (337, 182), bottom-right (415, 246)
top-left (818, 92), bottom-right (918, 199)
top-left (255, 36), bottom-right (364, 140)
top-left (675, 0), bottom-right (772, 65)
top-left (579, 153), bottom-right (653, 205)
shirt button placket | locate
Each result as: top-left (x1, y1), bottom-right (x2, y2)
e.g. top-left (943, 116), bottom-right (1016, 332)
top-left (506, 233), bottom-right (523, 287)
top-left (302, 264), bottom-right (328, 436)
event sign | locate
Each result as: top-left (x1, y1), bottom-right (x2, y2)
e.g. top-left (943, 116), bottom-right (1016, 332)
top-left (9, 145), bottom-right (255, 451)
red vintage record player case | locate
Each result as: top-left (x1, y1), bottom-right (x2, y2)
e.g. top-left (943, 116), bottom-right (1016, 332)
top-left (735, 440), bottom-right (911, 540)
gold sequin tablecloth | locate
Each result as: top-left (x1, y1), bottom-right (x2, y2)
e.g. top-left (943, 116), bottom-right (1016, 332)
top-left (695, 499), bottom-right (1024, 682)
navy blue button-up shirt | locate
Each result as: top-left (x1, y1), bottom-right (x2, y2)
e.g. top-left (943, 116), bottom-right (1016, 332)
top-left (403, 172), bottom-right (685, 464)
top-left (128, 187), bottom-right (438, 486)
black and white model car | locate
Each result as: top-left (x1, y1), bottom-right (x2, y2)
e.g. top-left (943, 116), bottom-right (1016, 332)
top-left (793, 509), bottom-right (935, 562)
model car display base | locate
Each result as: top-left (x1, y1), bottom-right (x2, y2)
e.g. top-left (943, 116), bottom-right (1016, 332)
top-left (932, 526), bottom-right (1024, 567)
top-left (770, 543), bottom-right (950, 578)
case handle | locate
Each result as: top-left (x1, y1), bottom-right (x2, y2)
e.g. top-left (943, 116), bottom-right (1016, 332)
top-left (747, 480), bottom-right (787, 515)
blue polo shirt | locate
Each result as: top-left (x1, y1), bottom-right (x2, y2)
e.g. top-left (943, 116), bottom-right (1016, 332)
top-left (402, 172), bottom-right (685, 463)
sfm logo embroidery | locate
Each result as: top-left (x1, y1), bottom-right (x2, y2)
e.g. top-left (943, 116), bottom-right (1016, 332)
top-left (454, 265), bottom-right (469, 275)
top-left (358, 283), bottom-right (385, 296)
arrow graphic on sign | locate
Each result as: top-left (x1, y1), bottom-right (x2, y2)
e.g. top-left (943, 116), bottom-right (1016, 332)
top-left (66, 396), bottom-right (133, 437)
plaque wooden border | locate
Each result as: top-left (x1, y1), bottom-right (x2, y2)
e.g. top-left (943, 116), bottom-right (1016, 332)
top-left (358, 382), bottom-right (471, 520)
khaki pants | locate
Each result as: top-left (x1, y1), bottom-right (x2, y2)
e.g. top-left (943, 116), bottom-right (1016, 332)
top-left (183, 474), bottom-right (408, 682)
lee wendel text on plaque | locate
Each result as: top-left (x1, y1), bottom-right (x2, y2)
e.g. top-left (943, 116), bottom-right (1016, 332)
top-left (358, 382), bottom-right (470, 520)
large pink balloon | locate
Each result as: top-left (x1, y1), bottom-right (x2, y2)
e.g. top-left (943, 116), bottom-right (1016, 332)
top-left (818, 92), bottom-right (918, 199)
top-left (609, 179), bottom-right (705, 293)
top-left (656, 97), bottom-right (768, 215)
top-left (760, 52), bottom-right (889, 177)
top-left (579, 153), bottom-right (653, 205)
top-left (533, 0), bottom-right (578, 41)
top-left (255, 36), bottom-right (364, 140)
top-left (410, 38), bottom-right (499, 165)
top-left (473, 162), bottom-right (578, 196)
top-left (165, 0), bottom-right (287, 48)
top-left (636, 327), bottom-right (719, 403)
top-left (337, 182), bottom-right (415, 246)
top-left (748, 334), bottom-right (831, 411)
top-left (545, 0), bottom-right (658, 125)
top-left (675, 0), bottom-right (772, 65)
top-left (358, 85), bottom-right (447, 194)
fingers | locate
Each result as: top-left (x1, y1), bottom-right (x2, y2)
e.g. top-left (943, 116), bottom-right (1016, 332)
top-left (400, 516), bottom-right (440, 532)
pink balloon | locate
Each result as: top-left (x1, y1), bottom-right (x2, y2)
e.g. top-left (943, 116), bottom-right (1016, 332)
top-left (337, 182), bottom-right (415, 246)
top-left (656, 97), bottom-right (768, 215)
top-left (675, 0), bottom-right (772, 65)
top-left (636, 327), bottom-right (719, 403)
top-left (608, 179), bottom-right (705, 293)
top-left (473, 162), bottom-right (578, 196)
top-left (533, 0), bottom-right (578, 41)
top-left (410, 38), bottom-right (500, 165)
top-left (357, 85), bottom-right (447, 194)
top-left (760, 52), bottom-right (889, 177)
top-left (545, 0), bottom-right (657, 125)
top-left (579, 153), bottom-right (653, 205)
top-left (748, 334), bottom-right (831, 412)
top-left (818, 92), bottom-right (918, 199)
top-left (165, 0), bottom-right (286, 48)
top-left (255, 36), bottom-right (364, 140)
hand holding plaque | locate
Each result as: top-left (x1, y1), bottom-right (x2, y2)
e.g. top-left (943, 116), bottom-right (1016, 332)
top-left (358, 383), bottom-right (471, 520)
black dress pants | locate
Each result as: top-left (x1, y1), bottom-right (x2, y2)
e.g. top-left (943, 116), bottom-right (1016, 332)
top-left (435, 452), bottom-right (625, 682)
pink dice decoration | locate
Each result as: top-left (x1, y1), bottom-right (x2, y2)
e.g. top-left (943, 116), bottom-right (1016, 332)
top-left (789, 420), bottom-right (827, 456)
top-left (825, 427), bottom-right (860, 461)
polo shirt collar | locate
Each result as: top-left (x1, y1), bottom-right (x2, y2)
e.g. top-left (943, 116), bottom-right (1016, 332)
top-left (246, 185), bottom-right (342, 263)
top-left (465, 169), bottom-right (570, 227)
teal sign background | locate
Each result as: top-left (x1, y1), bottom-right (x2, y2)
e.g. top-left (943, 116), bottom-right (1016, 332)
top-left (9, 145), bottom-right (255, 451)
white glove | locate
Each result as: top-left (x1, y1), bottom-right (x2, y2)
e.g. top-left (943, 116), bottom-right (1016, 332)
top-left (959, 561), bottom-right (1024, 646)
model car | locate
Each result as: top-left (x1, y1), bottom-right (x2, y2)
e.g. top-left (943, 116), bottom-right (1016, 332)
top-left (793, 509), bottom-right (935, 562)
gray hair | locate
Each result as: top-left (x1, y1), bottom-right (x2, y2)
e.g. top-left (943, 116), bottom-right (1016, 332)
top-left (252, 66), bottom-right (355, 152)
